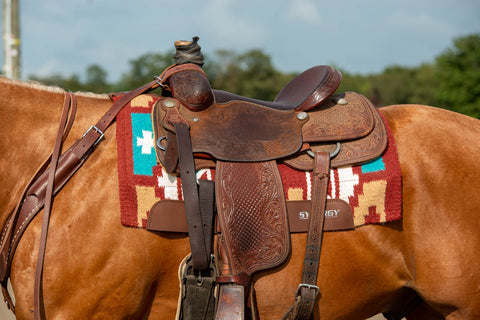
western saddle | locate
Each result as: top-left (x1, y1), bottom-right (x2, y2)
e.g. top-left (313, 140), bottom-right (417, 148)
top-left (0, 38), bottom-right (387, 320)
top-left (147, 39), bottom-right (387, 320)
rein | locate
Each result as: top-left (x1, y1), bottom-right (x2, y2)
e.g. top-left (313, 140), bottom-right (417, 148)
top-left (34, 92), bottom-right (77, 319)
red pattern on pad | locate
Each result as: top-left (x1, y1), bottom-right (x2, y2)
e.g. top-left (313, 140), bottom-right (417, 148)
top-left (116, 95), bottom-right (402, 228)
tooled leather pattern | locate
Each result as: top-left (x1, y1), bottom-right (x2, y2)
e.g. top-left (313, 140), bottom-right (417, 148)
top-left (216, 161), bottom-right (290, 275)
top-left (301, 92), bottom-right (374, 142)
top-left (283, 92), bottom-right (388, 169)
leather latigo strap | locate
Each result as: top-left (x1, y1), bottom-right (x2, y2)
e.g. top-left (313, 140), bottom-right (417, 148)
top-left (283, 152), bottom-right (330, 320)
top-left (0, 93), bottom-right (77, 313)
top-left (159, 94), bottom-right (214, 272)
top-left (174, 122), bottom-right (211, 271)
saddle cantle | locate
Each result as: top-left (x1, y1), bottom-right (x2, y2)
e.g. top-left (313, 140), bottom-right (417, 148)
top-left (284, 91), bottom-right (387, 169)
top-left (213, 64), bottom-right (342, 111)
top-left (150, 57), bottom-right (388, 320)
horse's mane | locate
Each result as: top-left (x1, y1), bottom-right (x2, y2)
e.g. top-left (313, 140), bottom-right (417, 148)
top-left (0, 76), bottom-right (109, 99)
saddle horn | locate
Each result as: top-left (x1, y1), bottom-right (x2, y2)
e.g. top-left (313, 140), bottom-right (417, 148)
top-left (168, 37), bottom-right (214, 112)
top-left (173, 36), bottom-right (204, 66)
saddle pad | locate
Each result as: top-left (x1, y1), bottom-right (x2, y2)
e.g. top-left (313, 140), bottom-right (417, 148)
top-left (116, 94), bottom-right (401, 229)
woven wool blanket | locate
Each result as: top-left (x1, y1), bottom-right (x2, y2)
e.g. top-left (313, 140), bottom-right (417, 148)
top-left (116, 94), bottom-right (402, 228)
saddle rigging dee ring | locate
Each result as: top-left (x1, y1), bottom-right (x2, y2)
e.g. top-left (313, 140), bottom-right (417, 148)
top-left (307, 142), bottom-right (342, 159)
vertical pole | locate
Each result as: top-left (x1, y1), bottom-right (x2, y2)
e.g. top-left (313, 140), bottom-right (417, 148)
top-left (3, 0), bottom-right (21, 79)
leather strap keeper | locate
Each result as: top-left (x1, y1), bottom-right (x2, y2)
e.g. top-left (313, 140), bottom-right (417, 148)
top-left (147, 199), bottom-right (354, 234)
top-left (216, 272), bottom-right (251, 287)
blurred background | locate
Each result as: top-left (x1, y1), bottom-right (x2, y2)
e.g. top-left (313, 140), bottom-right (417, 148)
top-left (1, 0), bottom-right (479, 319)
top-left (2, 0), bottom-right (480, 117)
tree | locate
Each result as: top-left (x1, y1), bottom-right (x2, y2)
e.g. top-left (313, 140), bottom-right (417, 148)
top-left (25, 34), bottom-right (479, 117)
top-left (435, 34), bottom-right (480, 117)
top-left (336, 70), bottom-right (371, 100)
top-left (28, 64), bottom-right (112, 93)
top-left (209, 49), bottom-right (296, 101)
top-left (29, 73), bottom-right (84, 92)
top-left (84, 64), bottom-right (109, 93)
top-left (408, 63), bottom-right (438, 107)
top-left (117, 51), bottom-right (174, 91)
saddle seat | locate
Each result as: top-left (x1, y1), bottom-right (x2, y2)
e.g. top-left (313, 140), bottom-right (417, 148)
top-left (213, 65), bottom-right (342, 111)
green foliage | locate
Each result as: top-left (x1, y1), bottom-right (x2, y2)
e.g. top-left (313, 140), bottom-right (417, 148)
top-left (84, 64), bottom-right (110, 93)
top-left (435, 34), bottom-right (480, 117)
top-left (29, 73), bottom-right (84, 92)
top-left (208, 49), bottom-right (296, 101)
top-left (116, 51), bottom-right (175, 91)
top-left (29, 64), bottom-right (112, 93)
top-left (336, 69), bottom-right (371, 96)
top-left (27, 33), bottom-right (480, 117)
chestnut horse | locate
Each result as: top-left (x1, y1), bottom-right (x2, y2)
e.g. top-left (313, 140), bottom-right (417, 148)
top-left (1, 76), bottom-right (479, 320)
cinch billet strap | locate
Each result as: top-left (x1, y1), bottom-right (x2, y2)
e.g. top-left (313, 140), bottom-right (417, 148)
top-left (283, 151), bottom-right (330, 320)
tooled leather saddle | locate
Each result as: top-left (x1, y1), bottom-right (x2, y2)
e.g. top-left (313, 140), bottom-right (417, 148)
top-left (150, 60), bottom-right (387, 319)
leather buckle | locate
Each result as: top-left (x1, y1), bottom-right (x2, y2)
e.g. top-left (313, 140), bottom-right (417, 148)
top-left (82, 125), bottom-right (104, 147)
top-left (295, 283), bottom-right (320, 298)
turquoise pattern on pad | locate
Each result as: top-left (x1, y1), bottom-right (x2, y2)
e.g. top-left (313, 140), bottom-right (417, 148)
top-left (131, 113), bottom-right (157, 176)
top-left (361, 157), bottom-right (385, 173)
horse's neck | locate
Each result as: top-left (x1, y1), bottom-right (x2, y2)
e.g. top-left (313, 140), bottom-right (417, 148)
top-left (0, 77), bottom-right (112, 225)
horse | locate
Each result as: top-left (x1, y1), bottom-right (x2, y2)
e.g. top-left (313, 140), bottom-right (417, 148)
top-left (1, 75), bottom-right (479, 320)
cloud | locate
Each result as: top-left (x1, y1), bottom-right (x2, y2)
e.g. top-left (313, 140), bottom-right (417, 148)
top-left (387, 12), bottom-right (453, 35)
top-left (288, 0), bottom-right (322, 26)
top-left (200, 0), bottom-right (268, 48)
top-left (28, 59), bottom-right (64, 77)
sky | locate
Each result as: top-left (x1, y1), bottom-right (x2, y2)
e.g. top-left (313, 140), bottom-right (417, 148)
top-left (2, 0), bottom-right (480, 81)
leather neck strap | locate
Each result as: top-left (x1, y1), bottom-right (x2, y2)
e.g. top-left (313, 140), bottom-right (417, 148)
top-left (283, 151), bottom-right (330, 320)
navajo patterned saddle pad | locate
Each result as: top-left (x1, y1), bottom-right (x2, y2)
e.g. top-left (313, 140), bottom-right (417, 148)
top-left (115, 95), bottom-right (401, 229)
